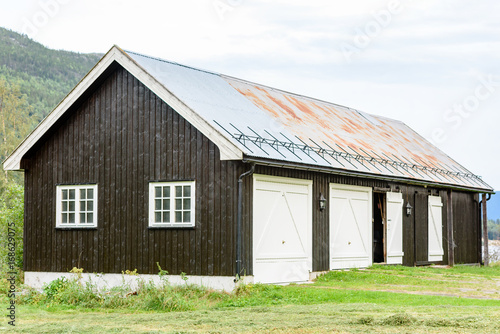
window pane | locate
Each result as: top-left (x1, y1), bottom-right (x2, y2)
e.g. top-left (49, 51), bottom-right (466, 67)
top-left (69, 213), bottom-right (75, 224)
top-left (175, 211), bottom-right (182, 222)
top-left (155, 199), bottom-right (161, 210)
top-left (155, 212), bottom-right (162, 223)
top-left (183, 211), bottom-right (191, 223)
top-left (175, 199), bottom-right (182, 210)
top-left (87, 213), bottom-right (93, 224)
top-left (87, 201), bottom-right (93, 211)
top-left (80, 189), bottom-right (86, 199)
top-left (162, 212), bottom-right (170, 223)
top-left (163, 186), bottom-right (170, 198)
top-left (62, 201), bottom-right (68, 212)
top-left (183, 199), bottom-right (191, 210)
top-left (183, 186), bottom-right (191, 197)
top-left (62, 190), bottom-right (68, 200)
top-left (69, 189), bottom-right (75, 199)
top-left (80, 201), bottom-right (86, 212)
top-left (163, 199), bottom-right (169, 210)
top-left (62, 213), bottom-right (67, 224)
top-left (175, 186), bottom-right (182, 198)
top-left (69, 201), bottom-right (75, 212)
top-left (87, 189), bottom-right (93, 200)
top-left (80, 213), bottom-right (86, 223)
top-left (155, 187), bottom-right (161, 198)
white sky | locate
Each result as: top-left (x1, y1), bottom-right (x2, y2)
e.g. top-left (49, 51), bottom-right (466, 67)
top-left (1, 0), bottom-right (499, 190)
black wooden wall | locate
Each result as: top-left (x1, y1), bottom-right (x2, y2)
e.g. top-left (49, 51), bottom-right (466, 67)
top-left (23, 66), bottom-right (247, 276)
top-left (22, 65), bottom-right (482, 277)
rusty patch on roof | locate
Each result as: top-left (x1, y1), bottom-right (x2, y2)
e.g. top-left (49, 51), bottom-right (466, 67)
top-left (125, 50), bottom-right (492, 191)
top-left (223, 76), bottom-right (490, 189)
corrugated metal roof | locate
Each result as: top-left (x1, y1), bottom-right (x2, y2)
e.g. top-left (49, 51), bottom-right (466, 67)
top-left (127, 50), bottom-right (492, 192)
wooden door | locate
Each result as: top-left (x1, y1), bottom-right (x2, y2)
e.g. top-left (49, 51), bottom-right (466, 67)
top-left (428, 195), bottom-right (444, 262)
top-left (386, 192), bottom-right (404, 264)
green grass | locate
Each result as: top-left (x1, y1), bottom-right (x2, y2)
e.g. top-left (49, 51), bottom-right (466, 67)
top-left (314, 264), bottom-right (500, 299)
top-left (2, 303), bottom-right (499, 333)
top-left (2, 265), bottom-right (500, 333)
top-left (223, 283), bottom-right (500, 308)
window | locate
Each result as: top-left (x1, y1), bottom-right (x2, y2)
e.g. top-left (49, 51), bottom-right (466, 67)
top-left (149, 181), bottom-right (195, 227)
top-left (56, 184), bottom-right (98, 228)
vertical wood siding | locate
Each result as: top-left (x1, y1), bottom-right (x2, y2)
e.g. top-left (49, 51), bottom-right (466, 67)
top-left (23, 66), bottom-right (482, 276)
top-left (23, 67), bottom-right (244, 276)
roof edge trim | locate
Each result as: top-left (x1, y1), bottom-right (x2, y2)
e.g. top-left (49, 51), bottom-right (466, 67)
top-left (244, 156), bottom-right (495, 193)
top-left (3, 46), bottom-right (120, 171)
top-left (3, 46), bottom-right (243, 170)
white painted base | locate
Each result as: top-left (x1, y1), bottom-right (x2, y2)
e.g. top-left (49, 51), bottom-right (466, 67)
top-left (24, 272), bottom-right (254, 293)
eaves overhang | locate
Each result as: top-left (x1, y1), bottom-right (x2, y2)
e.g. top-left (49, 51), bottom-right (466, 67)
top-left (243, 156), bottom-right (495, 194)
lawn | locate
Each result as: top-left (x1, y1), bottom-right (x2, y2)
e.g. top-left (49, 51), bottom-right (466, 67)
top-left (2, 265), bottom-right (500, 333)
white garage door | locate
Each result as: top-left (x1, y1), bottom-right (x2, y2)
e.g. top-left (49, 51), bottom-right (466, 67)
top-left (330, 184), bottom-right (372, 269)
top-left (253, 175), bottom-right (312, 284)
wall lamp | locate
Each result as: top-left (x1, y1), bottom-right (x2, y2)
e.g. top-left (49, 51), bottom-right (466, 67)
top-left (406, 201), bottom-right (412, 216)
top-left (319, 193), bottom-right (327, 211)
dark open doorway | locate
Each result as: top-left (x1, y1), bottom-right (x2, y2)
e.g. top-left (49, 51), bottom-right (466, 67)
top-left (373, 192), bottom-right (386, 263)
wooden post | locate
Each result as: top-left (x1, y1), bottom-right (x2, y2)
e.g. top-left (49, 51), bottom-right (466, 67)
top-left (447, 190), bottom-right (454, 267)
top-left (482, 193), bottom-right (489, 266)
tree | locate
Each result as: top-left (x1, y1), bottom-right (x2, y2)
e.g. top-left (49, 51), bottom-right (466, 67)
top-left (0, 78), bottom-right (35, 188)
top-left (0, 182), bottom-right (24, 291)
top-left (487, 219), bottom-right (500, 240)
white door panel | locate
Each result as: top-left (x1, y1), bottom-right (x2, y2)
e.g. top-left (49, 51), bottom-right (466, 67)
top-left (330, 184), bottom-right (372, 269)
top-left (428, 195), bottom-right (444, 262)
top-left (253, 175), bottom-right (312, 283)
top-left (386, 192), bottom-right (404, 264)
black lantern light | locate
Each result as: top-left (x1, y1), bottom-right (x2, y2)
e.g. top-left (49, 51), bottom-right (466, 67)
top-left (406, 201), bottom-right (412, 216)
top-left (319, 193), bottom-right (327, 211)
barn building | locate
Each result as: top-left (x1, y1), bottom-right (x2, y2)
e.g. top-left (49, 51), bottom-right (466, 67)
top-left (3, 46), bottom-right (494, 290)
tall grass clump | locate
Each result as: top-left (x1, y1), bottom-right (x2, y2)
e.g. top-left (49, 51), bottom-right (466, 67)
top-left (18, 265), bottom-right (229, 312)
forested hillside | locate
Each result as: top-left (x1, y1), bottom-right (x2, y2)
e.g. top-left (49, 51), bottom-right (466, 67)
top-left (0, 27), bottom-right (101, 186)
top-left (0, 27), bottom-right (101, 121)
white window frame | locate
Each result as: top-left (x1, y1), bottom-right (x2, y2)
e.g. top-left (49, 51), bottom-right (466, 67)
top-left (149, 181), bottom-right (196, 228)
top-left (56, 184), bottom-right (98, 228)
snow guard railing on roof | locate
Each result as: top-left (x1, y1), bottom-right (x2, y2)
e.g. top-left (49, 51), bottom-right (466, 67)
top-left (214, 121), bottom-right (488, 188)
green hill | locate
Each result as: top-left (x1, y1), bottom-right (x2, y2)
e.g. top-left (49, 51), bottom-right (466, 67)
top-left (0, 27), bottom-right (102, 187)
top-left (0, 27), bottom-right (102, 121)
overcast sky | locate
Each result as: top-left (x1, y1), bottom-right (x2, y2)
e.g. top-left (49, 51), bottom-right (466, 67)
top-left (1, 0), bottom-right (499, 190)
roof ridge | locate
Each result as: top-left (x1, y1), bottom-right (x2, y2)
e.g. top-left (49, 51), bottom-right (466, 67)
top-left (124, 49), bottom-right (221, 77)
top-left (124, 50), bottom-right (405, 126)
top-left (123, 50), bottom-right (395, 123)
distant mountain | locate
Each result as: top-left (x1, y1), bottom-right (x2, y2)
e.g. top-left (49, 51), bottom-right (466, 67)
top-left (0, 27), bottom-right (102, 121)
